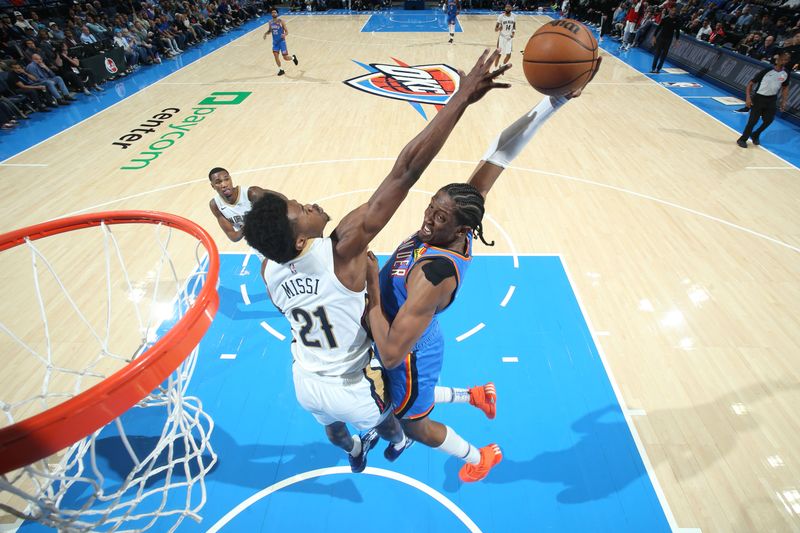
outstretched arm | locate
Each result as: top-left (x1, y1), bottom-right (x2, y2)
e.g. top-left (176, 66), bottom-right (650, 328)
top-left (366, 253), bottom-right (453, 369)
top-left (468, 57), bottom-right (603, 199)
top-left (332, 49), bottom-right (511, 261)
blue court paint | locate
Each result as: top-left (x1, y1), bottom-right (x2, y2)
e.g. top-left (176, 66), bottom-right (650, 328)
top-left (21, 253), bottom-right (670, 532)
top-left (0, 16), bottom-right (272, 162)
top-left (361, 10), bottom-right (463, 33)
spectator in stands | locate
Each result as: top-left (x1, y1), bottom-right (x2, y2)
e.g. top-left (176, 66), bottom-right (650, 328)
top-left (25, 54), bottom-right (74, 104)
top-left (113, 29), bottom-right (140, 69)
top-left (733, 5), bottom-right (753, 33)
top-left (737, 32), bottom-right (762, 56)
top-left (708, 22), bottom-right (726, 44)
top-left (125, 28), bottom-right (161, 64)
top-left (80, 26), bottom-right (99, 44)
top-left (737, 51), bottom-right (791, 147)
top-left (86, 16), bottom-right (111, 40)
top-left (48, 22), bottom-right (65, 41)
top-left (696, 20), bottom-right (712, 40)
top-left (5, 62), bottom-right (55, 111)
top-left (14, 12), bottom-right (36, 34)
top-left (750, 34), bottom-right (778, 60)
top-left (63, 30), bottom-right (81, 49)
top-left (57, 41), bottom-right (104, 92)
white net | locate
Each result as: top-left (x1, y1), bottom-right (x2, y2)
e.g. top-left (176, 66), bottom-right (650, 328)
top-left (0, 214), bottom-right (218, 532)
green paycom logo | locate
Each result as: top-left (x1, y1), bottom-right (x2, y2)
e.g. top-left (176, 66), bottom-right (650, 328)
top-left (120, 91), bottom-right (251, 171)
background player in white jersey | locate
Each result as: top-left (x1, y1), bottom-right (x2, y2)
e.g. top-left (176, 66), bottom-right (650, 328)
top-left (208, 167), bottom-right (272, 242)
top-left (494, 4), bottom-right (516, 68)
top-left (242, 50), bottom-right (511, 472)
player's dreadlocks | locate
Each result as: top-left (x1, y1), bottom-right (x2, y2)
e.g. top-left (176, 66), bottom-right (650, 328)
top-left (243, 193), bottom-right (299, 264)
top-left (441, 183), bottom-right (495, 247)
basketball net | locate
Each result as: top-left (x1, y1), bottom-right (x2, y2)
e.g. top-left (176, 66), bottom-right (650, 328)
top-left (0, 212), bottom-right (219, 532)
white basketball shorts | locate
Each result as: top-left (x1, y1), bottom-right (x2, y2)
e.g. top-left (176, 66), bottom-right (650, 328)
top-left (498, 35), bottom-right (513, 55)
top-left (292, 358), bottom-right (390, 431)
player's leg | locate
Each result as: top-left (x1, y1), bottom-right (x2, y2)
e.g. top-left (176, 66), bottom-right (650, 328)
top-left (358, 357), bottom-right (412, 460)
top-left (448, 16), bottom-right (455, 42)
top-left (386, 337), bottom-right (501, 481)
top-left (751, 99), bottom-right (775, 145)
top-left (435, 383), bottom-right (496, 419)
top-left (280, 41), bottom-right (298, 66)
top-left (401, 416), bottom-right (502, 483)
top-left (737, 102), bottom-right (762, 146)
top-left (503, 53), bottom-right (511, 65)
top-left (273, 49), bottom-right (284, 76)
top-left (494, 37), bottom-right (500, 67)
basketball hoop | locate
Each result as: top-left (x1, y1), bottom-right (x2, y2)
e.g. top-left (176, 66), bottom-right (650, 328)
top-left (0, 211), bottom-right (220, 531)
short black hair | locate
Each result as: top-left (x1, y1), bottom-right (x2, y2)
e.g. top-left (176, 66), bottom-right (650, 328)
top-left (440, 183), bottom-right (495, 246)
top-left (208, 167), bottom-right (227, 180)
top-left (243, 193), bottom-right (299, 264)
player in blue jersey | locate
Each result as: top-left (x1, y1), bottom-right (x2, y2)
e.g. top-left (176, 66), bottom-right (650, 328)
top-left (263, 9), bottom-right (298, 76)
top-left (365, 60), bottom-right (602, 482)
top-left (241, 49), bottom-right (511, 473)
top-left (445, 0), bottom-right (459, 43)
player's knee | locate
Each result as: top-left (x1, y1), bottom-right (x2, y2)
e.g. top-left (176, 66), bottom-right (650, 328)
top-left (401, 417), bottom-right (435, 444)
top-left (324, 421), bottom-right (349, 445)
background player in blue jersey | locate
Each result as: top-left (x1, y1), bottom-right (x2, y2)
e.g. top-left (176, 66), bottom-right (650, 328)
top-left (445, 0), bottom-right (460, 43)
top-left (262, 9), bottom-right (298, 76)
top-left (365, 59), bottom-right (602, 483)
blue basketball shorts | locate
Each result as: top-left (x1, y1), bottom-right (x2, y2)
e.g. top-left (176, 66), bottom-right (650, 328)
top-left (381, 320), bottom-right (444, 420)
top-left (273, 39), bottom-right (287, 54)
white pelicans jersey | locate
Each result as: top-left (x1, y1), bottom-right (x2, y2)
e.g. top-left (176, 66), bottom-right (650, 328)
top-left (263, 237), bottom-right (371, 377)
top-left (213, 186), bottom-right (252, 231)
top-left (497, 13), bottom-right (516, 38)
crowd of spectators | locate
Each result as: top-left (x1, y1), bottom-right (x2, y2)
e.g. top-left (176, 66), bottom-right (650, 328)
top-left (0, 0), bottom-right (269, 130)
top-left (561, 0), bottom-right (799, 69)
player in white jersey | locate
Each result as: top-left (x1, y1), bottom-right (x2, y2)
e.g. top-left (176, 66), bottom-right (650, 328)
top-left (243, 50), bottom-right (511, 472)
top-left (494, 4), bottom-right (516, 68)
top-left (208, 167), bottom-right (272, 242)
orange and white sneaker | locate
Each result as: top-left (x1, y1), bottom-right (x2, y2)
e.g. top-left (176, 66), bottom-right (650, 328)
top-left (468, 382), bottom-right (497, 419)
top-left (459, 444), bottom-right (503, 483)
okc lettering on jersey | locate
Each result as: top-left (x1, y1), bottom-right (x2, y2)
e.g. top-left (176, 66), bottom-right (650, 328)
top-left (390, 238), bottom-right (421, 277)
top-left (281, 277), bottom-right (321, 299)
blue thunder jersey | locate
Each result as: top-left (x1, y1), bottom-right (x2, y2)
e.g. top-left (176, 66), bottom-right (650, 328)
top-left (270, 19), bottom-right (285, 42)
top-left (446, 0), bottom-right (458, 16)
top-left (378, 232), bottom-right (473, 329)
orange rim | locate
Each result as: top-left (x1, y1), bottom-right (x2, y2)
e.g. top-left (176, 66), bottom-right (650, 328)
top-left (0, 211), bottom-right (220, 475)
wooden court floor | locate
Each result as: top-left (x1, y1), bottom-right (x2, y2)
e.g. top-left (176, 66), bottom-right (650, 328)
top-left (1, 13), bottom-right (799, 532)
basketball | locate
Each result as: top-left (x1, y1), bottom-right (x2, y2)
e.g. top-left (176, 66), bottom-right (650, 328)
top-left (523, 19), bottom-right (599, 96)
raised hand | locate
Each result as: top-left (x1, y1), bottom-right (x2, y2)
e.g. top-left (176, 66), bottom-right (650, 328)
top-left (566, 55), bottom-right (603, 98)
top-left (455, 49), bottom-right (512, 104)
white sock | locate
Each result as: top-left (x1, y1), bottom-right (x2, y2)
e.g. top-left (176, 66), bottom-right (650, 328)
top-left (348, 435), bottom-right (362, 457)
top-left (482, 95), bottom-right (569, 168)
top-left (434, 386), bottom-right (470, 403)
top-left (391, 433), bottom-right (409, 450)
top-left (435, 425), bottom-right (480, 464)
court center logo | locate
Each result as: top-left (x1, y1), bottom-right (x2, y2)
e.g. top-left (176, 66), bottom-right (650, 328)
top-left (345, 58), bottom-right (459, 120)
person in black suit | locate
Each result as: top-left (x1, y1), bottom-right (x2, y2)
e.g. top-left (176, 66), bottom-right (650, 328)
top-left (650, 8), bottom-right (681, 73)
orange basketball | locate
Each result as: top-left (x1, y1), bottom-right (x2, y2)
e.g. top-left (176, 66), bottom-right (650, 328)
top-left (523, 19), bottom-right (599, 96)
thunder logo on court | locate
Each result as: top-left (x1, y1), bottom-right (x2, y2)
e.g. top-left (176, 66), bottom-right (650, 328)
top-left (344, 58), bottom-right (459, 119)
